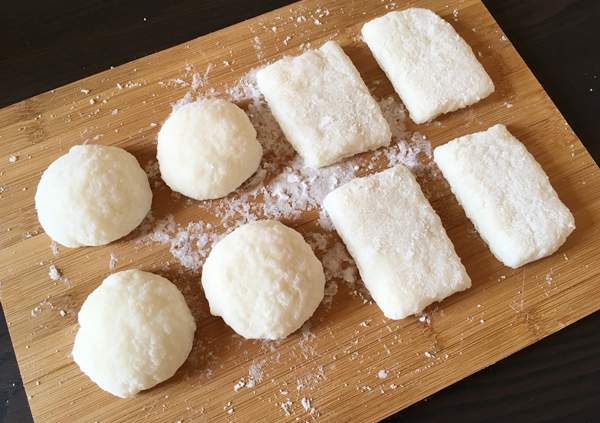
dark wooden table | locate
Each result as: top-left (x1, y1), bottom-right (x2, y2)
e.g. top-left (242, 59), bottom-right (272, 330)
top-left (1, 1), bottom-right (598, 422)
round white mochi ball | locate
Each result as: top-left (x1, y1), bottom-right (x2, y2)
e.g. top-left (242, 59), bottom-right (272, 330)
top-left (35, 144), bottom-right (152, 248)
top-left (72, 270), bottom-right (196, 398)
top-left (157, 99), bottom-right (263, 200)
top-left (202, 220), bottom-right (325, 340)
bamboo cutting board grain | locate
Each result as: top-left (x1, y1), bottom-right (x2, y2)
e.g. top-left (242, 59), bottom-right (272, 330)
top-left (1, 0), bottom-right (600, 421)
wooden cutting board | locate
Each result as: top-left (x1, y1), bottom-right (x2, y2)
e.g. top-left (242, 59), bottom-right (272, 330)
top-left (1, 0), bottom-right (599, 421)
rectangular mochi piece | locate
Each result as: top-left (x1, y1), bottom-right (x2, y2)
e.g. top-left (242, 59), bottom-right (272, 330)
top-left (361, 8), bottom-right (495, 124)
top-left (433, 124), bottom-right (575, 268)
top-left (256, 40), bottom-right (391, 168)
top-left (323, 165), bottom-right (471, 319)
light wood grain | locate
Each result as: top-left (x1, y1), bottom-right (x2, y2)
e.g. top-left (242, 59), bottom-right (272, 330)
top-left (1, 0), bottom-right (599, 421)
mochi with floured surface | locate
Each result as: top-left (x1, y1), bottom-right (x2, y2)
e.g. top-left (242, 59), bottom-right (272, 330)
top-left (361, 8), bottom-right (495, 124)
top-left (256, 40), bottom-right (391, 168)
top-left (323, 165), bottom-right (471, 320)
top-left (434, 124), bottom-right (575, 268)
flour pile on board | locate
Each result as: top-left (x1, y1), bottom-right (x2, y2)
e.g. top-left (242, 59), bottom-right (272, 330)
top-left (137, 214), bottom-right (217, 272)
top-left (138, 68), bottom-right (434, 277)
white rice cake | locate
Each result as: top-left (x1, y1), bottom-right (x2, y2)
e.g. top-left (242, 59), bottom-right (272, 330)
top-left (323, 165), bottom-right (471, 319)
top-left (434, 124), bottom-right (575, 268)
top-left (361, 8), bottom-right (495, 124)
top-left (256, 40), bottom-right (391, 168)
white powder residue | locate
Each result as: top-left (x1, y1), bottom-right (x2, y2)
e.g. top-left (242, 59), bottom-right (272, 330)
top-left (226, 68), bottom-right (263, 103)
top-left (50, 241), bottom-right (59, 256)
top-left (306, 232), bottom-right (328, 252)
top-left (137, 215), bottom-right (214, 271)
top-left (108, 253), bottom-right (118, 270)
top-left (280, 399), bottom-right (293, 416)
top-left (48, 265), bottom-right (61, 281)
top-left (233, 378), bottom-right (246, 392)
top-left (417, 313), bottom-right (431, 325)
top-left (322, 280), bottom-right (338, 309)
top-left (377, 369), bottom-right (389, 379)
top-left (322, 240), bottom-right (358, 286)
top-left (31, 299), bottom-right (53, 318)
top-left (298, 324), bottom-right (317, 358)
top-left (172, 92), bottom-right (194, 111)
top-left (253, 36), bottom-right (264, 60)
top-left (143, 160), bottom-right (160, 182)
top-left (296, 365), bottom-right (326, 391)
top-left (231, 360), bottom-right (264, 390)
top-left (300, 397), bottom-right (319, 416)
top-left (248, 360), bottom-right (264, 383)
top-left (191, 63), bottom-right (214, 91)
top-left (140, 69), bottom-right (434, 304)
top-left (223, 401), bottom-right (234, 415)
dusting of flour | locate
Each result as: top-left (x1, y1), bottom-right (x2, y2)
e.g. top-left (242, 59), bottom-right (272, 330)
top-left (137, 69), bottom-right (434, 278)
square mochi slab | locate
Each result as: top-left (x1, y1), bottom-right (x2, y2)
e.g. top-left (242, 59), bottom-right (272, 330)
top-left (433, 124), bottom-right (575, 268)
top-left (323, 165), bottom-right (471, 320)
top-left (361, 8), bottom-right (495, 124)
top-left (256, 40), bottom-right (391, 168)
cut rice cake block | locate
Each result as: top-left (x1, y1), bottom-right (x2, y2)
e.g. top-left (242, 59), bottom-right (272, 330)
top-left (361, 8), bottom-right (495, 124)
top-left (256, 40), bottom-right (391, 168)
top-left (323, 165), bottom-right (471, 319)
top-left (433, 124), bottom-right (575, 268)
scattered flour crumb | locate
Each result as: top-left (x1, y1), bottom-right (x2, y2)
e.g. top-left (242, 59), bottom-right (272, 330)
top-left (8, 155), bottom-right (18, 163)
top-left (48, 265), bottom-right (61, 281)
top-left (137, 215), bottom-right (214, 271)
top-left (280, 400), bottom-right (293, 416)
top-left (108, 253), bottom-right (118, 270)
top-left (223, 401), bottom-right (234, 415)
top-left (172, 92), bottom-right (194, 111)
top-left (233, 378), bottom-right (246, 392)
top-left (377, 369), bottom-right (389, 379)
top-left (191, 64), bottom-right (214, 90)
top-left (248, 361), bottom-right (264, 384)
top-left (252, 36), bottom-right (264, 60)
top-left (300, 397), bottom-right (318, 416)
top-left (417, 313), bottom-right (431, 325)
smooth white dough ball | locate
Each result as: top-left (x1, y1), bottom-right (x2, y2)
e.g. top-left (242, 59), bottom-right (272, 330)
top-left (35, 145), bottom-right (152, 248)
top-left (73, 270), bottom-right (196, 398)
top-left (157, 99), bottom-right (263, 200)
top-left (202, 220), bottom-right (325, 340)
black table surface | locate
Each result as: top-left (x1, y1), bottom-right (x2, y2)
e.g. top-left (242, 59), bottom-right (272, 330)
top-left (1, 1), bottom-right (599, 422)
